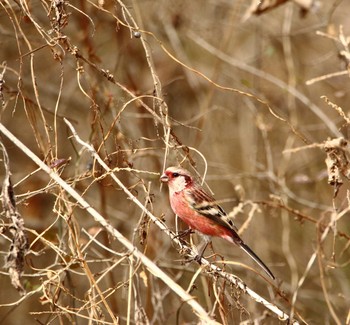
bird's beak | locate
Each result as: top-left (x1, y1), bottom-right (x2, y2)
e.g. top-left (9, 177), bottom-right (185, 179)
top-left (160, 173), bottom-right (169, 183)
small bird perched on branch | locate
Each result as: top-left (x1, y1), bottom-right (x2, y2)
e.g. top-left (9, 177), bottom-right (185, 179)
top-left (161, 166), bottom-right (275, 280)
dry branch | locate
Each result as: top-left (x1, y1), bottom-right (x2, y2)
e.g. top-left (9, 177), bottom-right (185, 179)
top-left (0, 121), bottom-right (300, 324)
top-left (0, 123), bottom-right (216, 324)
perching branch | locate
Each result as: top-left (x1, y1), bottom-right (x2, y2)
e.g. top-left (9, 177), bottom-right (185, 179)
top-left (0, 121), bottom-right (300, 324)
top-left (0, 122), bottom-right (217, 324)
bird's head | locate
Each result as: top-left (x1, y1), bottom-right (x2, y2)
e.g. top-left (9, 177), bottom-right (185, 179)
top-left (160, 166), bottom-right (193, 193)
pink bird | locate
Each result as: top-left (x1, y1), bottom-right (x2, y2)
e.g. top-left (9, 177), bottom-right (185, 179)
top-left (161, 166), bottom-right (275, 280)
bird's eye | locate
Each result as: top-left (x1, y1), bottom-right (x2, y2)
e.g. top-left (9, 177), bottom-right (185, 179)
top-left (172, 172), bottom-right (179, 177)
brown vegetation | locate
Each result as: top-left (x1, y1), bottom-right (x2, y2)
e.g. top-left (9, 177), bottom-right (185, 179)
top-left (0, 1), bottom-right (350, 324)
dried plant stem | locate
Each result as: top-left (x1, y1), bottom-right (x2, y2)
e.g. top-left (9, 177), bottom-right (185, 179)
top-left (0, 122), bottom-right (217, 324)
top-left (186, 30), bottom-right (341, 138)
top-left (0, 121), bottom-right (300, 324)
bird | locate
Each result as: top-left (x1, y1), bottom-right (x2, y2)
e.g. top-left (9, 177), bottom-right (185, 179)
top-left (160, 166), bottom-right (275, 280)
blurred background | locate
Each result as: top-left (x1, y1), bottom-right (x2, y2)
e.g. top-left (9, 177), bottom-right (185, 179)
top-left (0, 0), bottom-right (350, 324)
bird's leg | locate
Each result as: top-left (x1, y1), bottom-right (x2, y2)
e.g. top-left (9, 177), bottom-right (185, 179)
top-left (193, 235), bottom-right (211, 263)
top-left (174, 228), bottom-right (195, 239)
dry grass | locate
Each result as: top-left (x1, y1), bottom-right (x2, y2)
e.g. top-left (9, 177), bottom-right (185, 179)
top-left (0, 1), bottom-right (350, 324)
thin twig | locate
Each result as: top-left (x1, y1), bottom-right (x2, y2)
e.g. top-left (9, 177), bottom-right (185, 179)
top-left (0, 122), bottom-right (218, 324)
top-left (0, 121), bottom-right (301, 324)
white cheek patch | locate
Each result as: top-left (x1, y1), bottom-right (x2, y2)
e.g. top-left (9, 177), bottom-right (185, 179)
top-left (172, 176), bottom-right (187, 193)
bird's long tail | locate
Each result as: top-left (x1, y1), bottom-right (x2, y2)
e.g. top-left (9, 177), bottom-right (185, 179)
top-left (239, 242), bottom-right (275, 280)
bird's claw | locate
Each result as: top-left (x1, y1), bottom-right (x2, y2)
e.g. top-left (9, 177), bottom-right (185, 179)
top-left (183, 252), bottom-right (204, 265)
top-left (193, 254), bottom-right (203, 264)
top-left (174, 228), bottom-right (195, 239)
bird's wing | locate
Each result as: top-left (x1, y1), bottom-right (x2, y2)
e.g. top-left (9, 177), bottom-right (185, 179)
top-left (185, 185), bottom-right (275, 279)
top-left (185, 184), bottom-right (238, 232)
